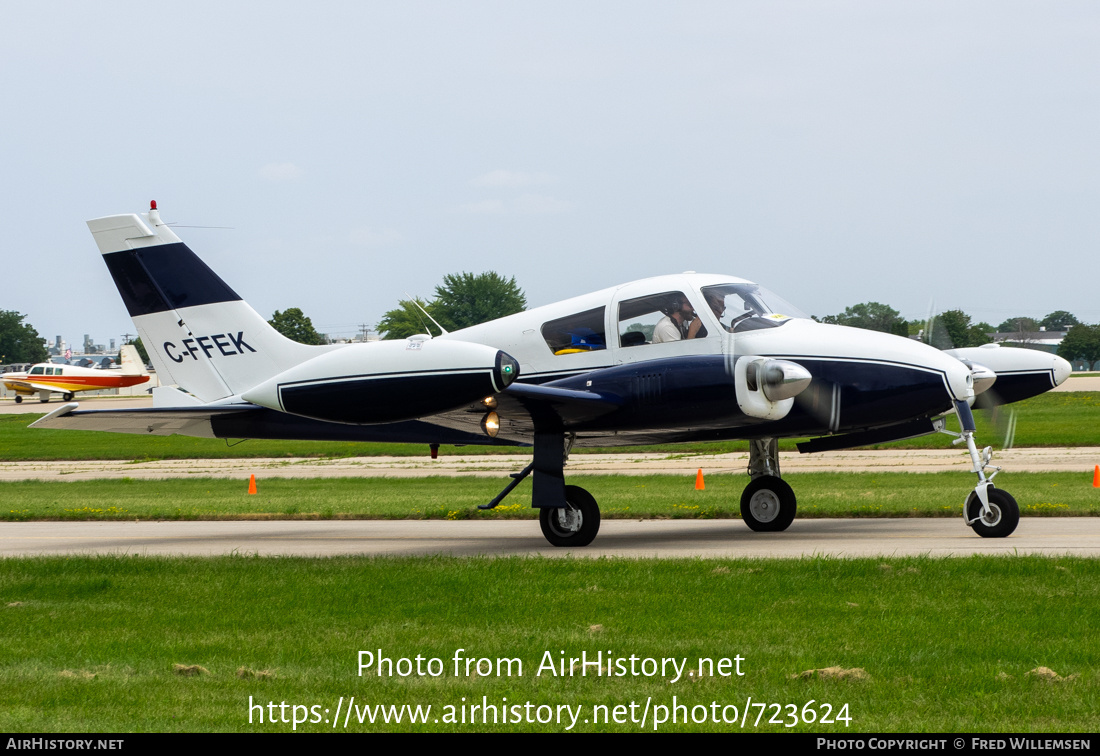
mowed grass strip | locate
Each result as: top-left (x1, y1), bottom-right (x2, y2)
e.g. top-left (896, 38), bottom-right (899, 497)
top-left (3, 472), bottom-right (1099, 521)
top-left (3, 392), bottom-right (1100, 461)
top-left (0, 555), bottom-right (1096, 732)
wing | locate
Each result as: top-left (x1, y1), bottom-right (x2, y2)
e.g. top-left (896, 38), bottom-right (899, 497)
top-left (30, 402), bottom-right (257, 438)
top-left (29, 383), bottom-right (625, 446)
top-left (422, 382), bottom-right (625, 444)
top-left (3, 379), bottom-right (62, 394)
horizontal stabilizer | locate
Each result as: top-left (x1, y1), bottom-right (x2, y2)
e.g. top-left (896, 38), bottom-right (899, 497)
top-left (29, 402), bottom-right (257, 438)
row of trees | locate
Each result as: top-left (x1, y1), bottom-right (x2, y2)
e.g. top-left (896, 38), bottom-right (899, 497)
top-left (812, 302), bottom-right (996, 347)
top-left (814, 303), bottom-right (1088, 350)
top-left (996, 311), bottom-right (1078, 333)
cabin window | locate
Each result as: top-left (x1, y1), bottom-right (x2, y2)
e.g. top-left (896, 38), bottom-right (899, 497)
top-left (541, 307), bottom-right (607, 355)
top-left (30, 366), bottom-right (44, 375)
top-left (617, 291), bottom-right (707, 347)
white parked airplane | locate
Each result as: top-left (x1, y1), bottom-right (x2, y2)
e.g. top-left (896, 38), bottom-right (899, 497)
top-left (33, 203), bottom-right (1071, 547)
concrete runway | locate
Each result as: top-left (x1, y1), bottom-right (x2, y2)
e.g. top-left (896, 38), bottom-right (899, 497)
top-left (2, 518), bottom-right (1098, 558)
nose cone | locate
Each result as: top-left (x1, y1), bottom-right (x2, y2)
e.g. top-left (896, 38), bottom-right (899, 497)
top-left (1053, 354), bottom-right (1072, 386)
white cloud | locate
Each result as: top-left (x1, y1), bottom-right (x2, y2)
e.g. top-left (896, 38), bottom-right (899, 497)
top-left (259, 162), bottom-right (302, 181)
top-left (470, 170), bottom-right (555, 188)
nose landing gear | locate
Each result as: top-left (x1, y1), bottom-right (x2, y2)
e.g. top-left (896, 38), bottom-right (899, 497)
top-left (947, 401), bottom-right (1020, 538)
top-left (965, 487), bottom-right (1019, 538)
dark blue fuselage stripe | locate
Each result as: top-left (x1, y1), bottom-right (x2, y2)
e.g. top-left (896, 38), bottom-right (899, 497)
top-left (102, 243), bottom-right (242, 317)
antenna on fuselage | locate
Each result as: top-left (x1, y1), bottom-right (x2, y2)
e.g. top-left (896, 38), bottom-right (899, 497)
top-left (403, 293), bottom-right (449, 337)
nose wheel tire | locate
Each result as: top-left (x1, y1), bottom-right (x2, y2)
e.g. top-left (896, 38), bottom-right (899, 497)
top-left (740, 476), bottom-right (797, 532)
top-left (966, 488), bottom-right (1019, 538)
top-left (539, 485), bottom-right (601, 547)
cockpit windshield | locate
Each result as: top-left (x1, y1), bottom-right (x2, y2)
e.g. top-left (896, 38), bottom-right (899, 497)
top-left (700, 283), bottom-right (809, 332)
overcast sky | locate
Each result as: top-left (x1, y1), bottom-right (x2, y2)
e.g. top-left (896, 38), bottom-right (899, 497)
top-left (3, 1), bottom-right (1098, 348)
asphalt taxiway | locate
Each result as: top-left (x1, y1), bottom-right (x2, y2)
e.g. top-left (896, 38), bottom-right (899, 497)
top-left (2, 518), bottom-right (1098, 559)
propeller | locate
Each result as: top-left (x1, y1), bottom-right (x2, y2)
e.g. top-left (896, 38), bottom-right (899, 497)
top-left (920, 298), bottom-right (1017, 451)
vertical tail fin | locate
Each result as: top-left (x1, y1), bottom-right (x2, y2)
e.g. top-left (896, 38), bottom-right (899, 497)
top-left (118, 344), bottom-right (146, 376)
top-left (89, 204), bottom-right (328, 402)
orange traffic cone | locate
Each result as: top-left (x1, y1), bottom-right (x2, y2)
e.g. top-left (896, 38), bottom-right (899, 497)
top-left (695, 469), bottom-right (705, 491)
top-left (248, 474), bottom-right (257, 495)
top-left (1094, 466), bottom-right (1099, 488)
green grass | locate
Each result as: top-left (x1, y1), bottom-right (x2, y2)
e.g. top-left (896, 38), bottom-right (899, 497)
top-left (3, 472), bottom-right (1099, 521)
top-left (3, 392), bottom-right (1100, 461)
top-left (0, 555), bottom-right (1096, 732)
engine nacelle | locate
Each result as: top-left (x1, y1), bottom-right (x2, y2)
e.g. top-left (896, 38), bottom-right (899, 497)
top-left (945, 344), bottom-right (1071, 408)
top-left (735, 356), bottom-right (811, 420)
top-left (241, 337), bottom-right (519, 424)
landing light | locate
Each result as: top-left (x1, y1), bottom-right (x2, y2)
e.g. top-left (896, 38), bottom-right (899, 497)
top-left (483, 396), bottom-right (498, 409)
top-left (481, 411), bottom-right (500, 438)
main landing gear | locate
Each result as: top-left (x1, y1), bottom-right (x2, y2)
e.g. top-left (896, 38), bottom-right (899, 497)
top-left (483, 432), bottom-right (601, 547)
top-left (740, 438), bottom-right (798, 532)
top-left (539, 485), bottom-right (600, 547)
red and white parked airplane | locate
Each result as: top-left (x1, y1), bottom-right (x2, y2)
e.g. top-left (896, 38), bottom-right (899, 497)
top-left (3, 345), bottom-right (149, 404)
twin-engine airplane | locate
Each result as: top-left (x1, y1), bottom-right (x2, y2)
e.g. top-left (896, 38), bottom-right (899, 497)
top-left (4, 345), bottom-right (149, 404)
top-left (34, 203), bottom-right (1072, 546)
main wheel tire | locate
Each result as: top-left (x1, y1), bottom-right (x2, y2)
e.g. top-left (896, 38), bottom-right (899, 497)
top-left (966, 487), bottom-right (1019, 538)
top-left (740, 476), bottom-right (797, 532)
top-left (62, 392), bottom-right (74, 402)
top-left (539, 485), bottom-right (601, 547)
top-left (14, 395), bottom-right (22, 404)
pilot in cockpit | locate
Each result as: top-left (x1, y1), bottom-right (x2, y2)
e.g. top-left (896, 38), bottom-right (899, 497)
top-left (704, 291), bottom-right (730, 331)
